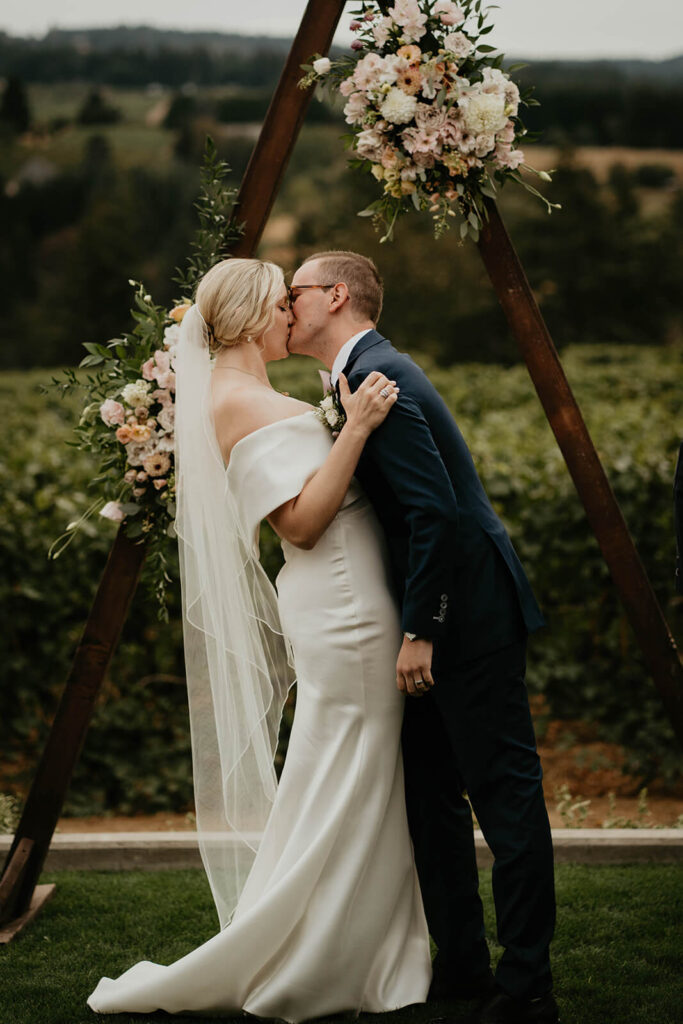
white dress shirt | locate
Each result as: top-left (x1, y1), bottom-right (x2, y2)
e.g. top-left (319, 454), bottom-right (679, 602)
top-left (330, 329), bottom-right (374, 388)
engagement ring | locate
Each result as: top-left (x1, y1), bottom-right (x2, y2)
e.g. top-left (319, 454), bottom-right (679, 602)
top-left (380, 387), bottom-right (391, 398)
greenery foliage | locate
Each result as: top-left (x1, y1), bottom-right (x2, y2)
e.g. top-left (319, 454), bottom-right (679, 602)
top-left (1, 866), bottom-right (681, 1024)
top-left (44, 140), bottom-right (241, 616)
top-left (0, 133), bottom-right (200, 369)
top-left (1, 345), bottom-right (680, 815)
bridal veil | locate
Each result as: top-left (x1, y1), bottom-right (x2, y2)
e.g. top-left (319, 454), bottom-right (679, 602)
top-left (174, 303), bottom-right (295, 927)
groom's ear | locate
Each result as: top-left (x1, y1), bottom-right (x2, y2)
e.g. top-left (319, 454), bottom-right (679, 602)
top-left (329, 283), bottom-right (350, 312)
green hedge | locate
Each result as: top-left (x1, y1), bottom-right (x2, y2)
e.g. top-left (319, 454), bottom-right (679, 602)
top-left (1, 345), bottom-right (681, 815)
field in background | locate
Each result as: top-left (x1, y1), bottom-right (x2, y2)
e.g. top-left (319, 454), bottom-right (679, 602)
top-left (6, 82), bottom-right (683, 181)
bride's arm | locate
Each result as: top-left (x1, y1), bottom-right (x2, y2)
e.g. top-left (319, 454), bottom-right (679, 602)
top-left (267, 371), bottom-right (398, 550)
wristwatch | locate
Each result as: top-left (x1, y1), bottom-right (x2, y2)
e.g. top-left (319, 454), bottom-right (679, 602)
top-left (404, 632), bottom-right (419, 642)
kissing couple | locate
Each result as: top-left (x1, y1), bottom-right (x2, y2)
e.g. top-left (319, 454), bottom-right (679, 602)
top-left (88, 251), bottom-right (558, 1024)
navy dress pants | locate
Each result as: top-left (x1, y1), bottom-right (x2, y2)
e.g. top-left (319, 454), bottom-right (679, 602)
top-left (402, 638), bottom-right (556, 999)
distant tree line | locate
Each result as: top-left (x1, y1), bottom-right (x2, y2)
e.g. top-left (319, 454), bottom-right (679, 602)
top-left (1, 32), bottom-right (682, 148)
top-left (520, 81), bottom-right (683, 149)
top-left (0, 135), bottom-right (198, 367)
top-left (0, 36), bottom-right (287, 88)
top-left (1, 127), bottom-right (680, 369)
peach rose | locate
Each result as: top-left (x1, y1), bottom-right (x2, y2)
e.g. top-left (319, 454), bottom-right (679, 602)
top-left (130, 423), bottom-right (153, 443)
top-left (169, 303), bottom-right (192, 322)
top-left (397, 44), bottom-right (421, 64)
top-left (116, 425), bottom-right (133, 444)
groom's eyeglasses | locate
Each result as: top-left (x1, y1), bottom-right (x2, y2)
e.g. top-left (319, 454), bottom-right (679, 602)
top-left (288, 284), bottom-right (336, 305)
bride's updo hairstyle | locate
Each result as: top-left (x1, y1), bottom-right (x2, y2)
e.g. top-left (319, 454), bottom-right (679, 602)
top-left (196, 258), bottom-right (285, 354)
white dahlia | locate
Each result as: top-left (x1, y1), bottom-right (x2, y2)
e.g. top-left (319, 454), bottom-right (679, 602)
top-left (462, 91), bottom-right (508, 135)
top-left (380, 87), bottom-right (418, 125)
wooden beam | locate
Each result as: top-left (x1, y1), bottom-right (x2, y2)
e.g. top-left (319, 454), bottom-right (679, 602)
top-left (0, 528), bottom-right (146, 925)
top-left (0, 885), bottom-right (55, 944)
top-left (0, 838), bottom-right (33, 912)
top-left (231, 0), bottom-right (345, 256)
top-left (477, 200), bottom-right (683, 743)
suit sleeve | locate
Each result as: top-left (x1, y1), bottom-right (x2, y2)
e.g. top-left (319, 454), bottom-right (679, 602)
top-left (350, 374), bottom-right (459, 638)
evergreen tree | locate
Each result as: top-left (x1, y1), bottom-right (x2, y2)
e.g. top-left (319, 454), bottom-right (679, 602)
top-left (0, 75), bottom-right (30, 134)
top-left (77, 88), bottom-right (121, 126)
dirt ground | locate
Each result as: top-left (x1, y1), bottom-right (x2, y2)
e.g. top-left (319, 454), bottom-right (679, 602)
top-left (56, 717), bottom-right (683, 834)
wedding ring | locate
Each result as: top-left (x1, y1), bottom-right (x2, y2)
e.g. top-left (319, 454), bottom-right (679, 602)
top-left (380, 386), bottom-right (391, 398)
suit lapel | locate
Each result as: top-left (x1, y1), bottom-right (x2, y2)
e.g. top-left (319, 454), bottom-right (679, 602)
top-left (340, 330), bottom-right (388, 378)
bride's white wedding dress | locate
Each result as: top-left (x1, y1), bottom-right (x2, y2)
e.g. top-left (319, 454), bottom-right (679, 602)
top-left (88, 411), bottom-right (431, 1021)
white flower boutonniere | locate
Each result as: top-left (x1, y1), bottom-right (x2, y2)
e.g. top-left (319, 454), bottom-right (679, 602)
top-left (315, 390), bottom-right (346, 436)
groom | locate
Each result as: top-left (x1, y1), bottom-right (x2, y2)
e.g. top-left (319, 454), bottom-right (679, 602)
top-left (288, 251), bottom-right (558, 1024)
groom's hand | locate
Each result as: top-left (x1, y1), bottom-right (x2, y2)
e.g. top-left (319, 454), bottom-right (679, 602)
top-left (396, 637), bottom-right (435, 697)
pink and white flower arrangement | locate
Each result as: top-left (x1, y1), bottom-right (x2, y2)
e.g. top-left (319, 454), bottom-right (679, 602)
top-left (91, 288), bottom-right (180, 528)
top-left (301, 0), bottom-right (557, 240)
top-left (51, 280), bottom-right (184, 609)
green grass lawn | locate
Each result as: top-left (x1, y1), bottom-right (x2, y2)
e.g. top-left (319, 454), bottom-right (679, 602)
top-left (0, 865), bottom-right (680, 1024)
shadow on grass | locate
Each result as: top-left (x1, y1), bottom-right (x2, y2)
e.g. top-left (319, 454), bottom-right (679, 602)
top-left (1, 865), bottom-right (681, 1024)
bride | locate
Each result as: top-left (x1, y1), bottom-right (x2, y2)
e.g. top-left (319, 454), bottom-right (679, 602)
top-left (87, 258), bottom-right (432, 1020)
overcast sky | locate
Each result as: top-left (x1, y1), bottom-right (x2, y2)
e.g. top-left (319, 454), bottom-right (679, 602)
top-left (2, 0), bottom-right (682, 61)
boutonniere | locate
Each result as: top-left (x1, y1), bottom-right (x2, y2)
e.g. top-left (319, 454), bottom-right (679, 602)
top-left (315, 389), bottom-right (346, 437)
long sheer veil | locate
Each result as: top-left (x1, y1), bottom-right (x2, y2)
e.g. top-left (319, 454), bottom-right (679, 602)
top-left (174, 304), bottom-right (295, 927)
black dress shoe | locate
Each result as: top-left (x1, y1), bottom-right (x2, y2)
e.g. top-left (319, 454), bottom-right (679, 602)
top-left (428, 966), bottom-right (495, 1002)
top-left (468, 989), bottom-right (560, 1024)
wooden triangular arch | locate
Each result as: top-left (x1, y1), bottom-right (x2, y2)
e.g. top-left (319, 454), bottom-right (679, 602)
top-left (2, 0), bottom-right (681, 940)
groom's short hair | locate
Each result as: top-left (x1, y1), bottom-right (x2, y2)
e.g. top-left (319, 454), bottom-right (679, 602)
top-left (302, 250), bottom-right (383, 323)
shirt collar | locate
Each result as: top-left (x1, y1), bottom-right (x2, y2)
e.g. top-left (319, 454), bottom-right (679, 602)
top-left (330, 329), bottom-right (373, 387)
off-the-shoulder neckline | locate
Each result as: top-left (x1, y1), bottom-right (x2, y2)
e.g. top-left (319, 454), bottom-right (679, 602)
top-left (225, 409), bottom-right (318, 470)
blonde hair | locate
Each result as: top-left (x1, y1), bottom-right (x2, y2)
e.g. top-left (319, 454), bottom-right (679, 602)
top-left (302, 250), bottom-right (383, 323)
top-left (196, 258), bottom-right (285, 353)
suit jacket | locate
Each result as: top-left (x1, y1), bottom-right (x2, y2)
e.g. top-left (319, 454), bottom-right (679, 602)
top-left (341, 330), bottom-right (544, 664)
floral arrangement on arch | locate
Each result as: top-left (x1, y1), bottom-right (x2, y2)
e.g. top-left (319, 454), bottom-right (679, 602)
top-left (49, 142), bottom-right (242, 616)
top-left (301, 0), bottom-right (557, 240)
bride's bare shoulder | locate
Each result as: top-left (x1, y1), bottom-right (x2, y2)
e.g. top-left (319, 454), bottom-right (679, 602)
top-left (212, 385), bottom-right (312, 462)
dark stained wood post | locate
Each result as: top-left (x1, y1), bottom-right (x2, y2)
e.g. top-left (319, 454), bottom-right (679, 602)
top-left (477, 200), bottom-right (683, 743)
top-left (230, 0), bottom-right (345, 256)
top-left (0, 529), bottom-right (146, 927)
top-left (0, 0), bottom-right (347, 935)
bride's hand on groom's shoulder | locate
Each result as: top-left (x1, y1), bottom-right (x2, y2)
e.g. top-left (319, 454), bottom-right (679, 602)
top-left (339, 371), bottom-right (399, 438)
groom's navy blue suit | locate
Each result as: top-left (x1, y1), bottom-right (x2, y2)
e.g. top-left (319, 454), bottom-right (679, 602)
top-left (340, 330), bottom-right (555, 999)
